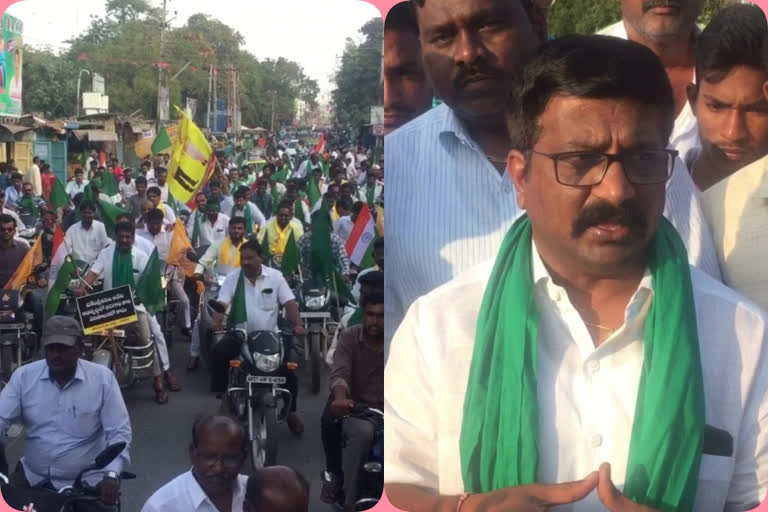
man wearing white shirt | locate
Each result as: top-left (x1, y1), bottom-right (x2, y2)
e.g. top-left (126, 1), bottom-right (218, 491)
top-left (119, 168), bottom-right (137, 200)
top-left (147, 186), bottom-right (176, 226)
top-left (386, 0), bottom-right (720, 352)
top-left (141, 415), bottom-right (249, 512)
top-left (65, 168), bottom-right (89, 199)
top-left (24, 157), bottom-right (42, 197)
top-left (597, 0), bottom-right (703, 164)
top-left (386, 35), bottom-right (768, 512)
top-left (194, 202), bottom-right (230, 249)
top-left (230, 186), bottom-right (267, 235)
top-left (151, 168), bottom-right (170, 201)
top-left (345, 155), bottom-right (357, 182)
top-left (293, 153), bottom-right (320, 180)
top-left (64, 201), bottom-right (110, 267)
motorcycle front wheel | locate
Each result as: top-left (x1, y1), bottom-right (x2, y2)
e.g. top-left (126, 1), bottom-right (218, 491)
top-left (250, 396), bottom-right (278, 470)
top-left (310, 332), bottom-right (321, 394)
top-left (0, 344), bottom-right (14, 383)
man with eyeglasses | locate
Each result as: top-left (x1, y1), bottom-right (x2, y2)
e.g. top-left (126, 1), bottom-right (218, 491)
top-left (0, 213), bottom-right (28, 288)
top-left (386, 36), bottom-right (768, 512)
top-left (141, 415), bottom-right (249, 512)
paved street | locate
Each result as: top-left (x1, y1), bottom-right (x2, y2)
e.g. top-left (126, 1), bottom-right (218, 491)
top-left (4, 334), bottom-right (331, 512)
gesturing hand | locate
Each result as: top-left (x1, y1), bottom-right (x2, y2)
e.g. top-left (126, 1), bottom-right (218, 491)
top-left (597, 463), bottom-right (661, 512)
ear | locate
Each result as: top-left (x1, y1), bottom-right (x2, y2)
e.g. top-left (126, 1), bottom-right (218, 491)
top-left (507, 150), bottom-right (529, 210)
top-left (686, 82), bottom-right (699, 115)
top-left (764, 80), bottom-right (768, 103)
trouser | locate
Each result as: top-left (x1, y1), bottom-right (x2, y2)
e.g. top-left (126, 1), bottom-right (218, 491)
top-left (130, 312), bottom-right (161, 378)
top-left (147, 314), bottom-right (170, 371)
top-left (9, 462), bottom-right (117, 512)
top-left (210, 333), bottom-right (298, 412)
top-left (168, 279), bottom-right (191, 329)
top-left (190, 318), bottom-right (201, 357)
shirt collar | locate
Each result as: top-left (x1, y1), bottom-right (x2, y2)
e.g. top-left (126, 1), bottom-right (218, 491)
top-left (41, 359), bottom-right (86, 386)
top-left (436, 103), bottom-right (479, 151)
top-left (185, 470), bottom-right (245, 509)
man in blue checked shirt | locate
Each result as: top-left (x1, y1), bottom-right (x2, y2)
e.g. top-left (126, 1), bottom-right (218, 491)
top-left (0, 316), bottom-right (131, 507)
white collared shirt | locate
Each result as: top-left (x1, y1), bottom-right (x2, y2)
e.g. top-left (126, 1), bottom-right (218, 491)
top-left (217, 266), bottom-right (295, 332)
top-left (384, 104), bottom-right (720, 357)
top-left (187, 211), bottom-right (230, 248)
top-left (230, 202), bottom-right (267, 232)
top-left (65, 220), bottom-right (110, 266)
top-left (137, 228), bottom-right (173, 262)
top-left (597, 20), bottom-right (701, 165)
top-left (65, 180), bottom-right (88, 199)
top-left (141, 470), bottom-right (248, 512)
top-left (385, 246), bottom-right (768, 511)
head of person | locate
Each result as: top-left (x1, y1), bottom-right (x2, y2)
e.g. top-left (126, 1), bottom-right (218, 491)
top-left (276, 201), bottom-right (293, 229)
top-left (324, 191), bottom-right (337, 209)
top-left (373, 236), bottom-right (384, 270)
top-left (10, 172), bottom-right (21, 190)
top-left (340, 183), bottom-right (353, 199)
top-left (243, 466), bottom-right (310, 512)
top-left (74, 167), bottom-right (85, 184)
top-left (79, 200), bottom-right (96, 228)
top-left (366, 171), bottom-right (377, 186)
top-left (206, 202), bottom-right (221, 222)
top-left (687, 4), bottom-right (768, 178)
top-left (310, 153), bottom-right (319, 164)
top-left (163, 153), bottom-right (170, 164)
top-left (147, 186), bottom-right (162, 207)
top-left (135, 176), bottom-right (148, 195)
top-left (256, 179), bottom-right (267, 194)
top-left (196, 192), bottom-right (208, 211)
top-left (42, 316), bottom-right (84, 382)
top-left (0, 189), bottom-right (5, 210)
top-left (156, 167), bottom-right (168, 186)
top-left (115, 212), bottom-right (133, 225)
top-left (123, 167), bottom-right (133, 183)
top-left (505, 35), bottom-right (675, 277)
top-left (22, 182), bottom-right (33, 198)
top-left (89, 159), bottom-right (98, 173)
top-left (620, 0), bottom-right (704, 44)
top-left (230, 169), bottom-right (240, 183)
top-left (210, 181), bottom-right (223, 201)
top-left (334, 171), bottom-right (345, 186)
top-left (233, 187), bottom-right (249, 210)
top-left (189, 415), bottom-right (247, 498)
top-left (140, 200), bottom-right (153, 221)
top-left (285, 186), bottom-right (298, 203)
top-left (41, 163), bottom-right (51, 175)
top-left (312, 168), bottom-right (323, 184)
top-left (229, 216), bottom-right (246, 244)
top-left (263, 164), bottom-right (275, 179)
top-left (384, 2), bottom-right (433, 134)
top-left (358, 270), bottom-right (384, 301)
top-left (411, 0), bottom-right (544, 125)
top-left (350, 201), bottom-right (364, 223)
top-left (240, 239), bottom-right (264, 279)
top-left (336, 197), bottom-right (353, 217)
top-left (361, 291), bottom-right (384, 342)
top-left (114, 221), bottom-right (135, 253)
top-left (33, 156), bottom-right (39, 166)
top-left (140, 161), bottom-right (151, 175)
top-left (90, 178), bottom-right (102, 196)
top-left (220, 174), bottom-right (230, 193)
top-left (146, 208), bottom-right (164, 236)
top-left (0, 213), bottom-right (16, 243)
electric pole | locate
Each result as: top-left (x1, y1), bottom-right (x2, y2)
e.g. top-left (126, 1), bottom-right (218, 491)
top-left (206, 65), bottom-right (213, 130)
top-left (156, 0), bottom-right (168, 123)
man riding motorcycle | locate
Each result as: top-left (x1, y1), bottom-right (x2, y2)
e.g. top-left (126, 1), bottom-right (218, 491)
top-left (0, 315), bottom-right (131, 508)
top-left (210, 239), bottom-right (307, 435)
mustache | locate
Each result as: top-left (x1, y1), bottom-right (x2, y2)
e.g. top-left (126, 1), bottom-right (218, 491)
top-left (571, 201), bottom-right (648, 238)
top-left (454, 65), bottom-right (504, 90)
top-left (643, 0), bottom-right (680, 10)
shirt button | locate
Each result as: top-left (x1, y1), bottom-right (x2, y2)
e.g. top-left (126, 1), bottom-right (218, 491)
top-left (587, 360), bottom-right (600, 374)
top-left (591, 434), bottom-right (603, 447)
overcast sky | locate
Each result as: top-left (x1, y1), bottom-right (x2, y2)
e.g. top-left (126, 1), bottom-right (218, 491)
top-left (5, 0), bottom-right (379, 100)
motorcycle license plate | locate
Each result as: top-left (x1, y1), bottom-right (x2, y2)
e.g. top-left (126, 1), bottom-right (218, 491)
top-left (246, 375), bottom-right (286, 384)
top-left (0, 323), bottom-right (24, 330)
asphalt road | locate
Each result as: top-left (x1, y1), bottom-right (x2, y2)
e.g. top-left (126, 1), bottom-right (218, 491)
top-left (4, 334), bottom-right (332, 512)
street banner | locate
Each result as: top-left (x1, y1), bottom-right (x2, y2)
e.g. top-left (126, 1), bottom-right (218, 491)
top-left (0, 13), bottom-right (23, 117)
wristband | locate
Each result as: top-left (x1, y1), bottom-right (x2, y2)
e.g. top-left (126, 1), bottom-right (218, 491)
top-left (455, 493), bottom-right (472, 512)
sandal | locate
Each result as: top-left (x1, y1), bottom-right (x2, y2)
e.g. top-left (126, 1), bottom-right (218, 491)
top-left (286, 412), bottom-right (305, 436)
top-left (187, 357), bottom-right (199, 372)
top-left (154, 379), bottom-right (169, 405)
top-left (164, 371), bottom-right (182, 392)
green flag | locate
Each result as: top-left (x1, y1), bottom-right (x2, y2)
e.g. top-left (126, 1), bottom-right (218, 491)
top-left (273, 166), bottom-right (289, 183)
top-left (135, 248), bottom-right (165, 315)
top-left (98, 199), bottom-right (129, 238)
top-left (359, 234), bottom-right (378, 270)
top-left (151, 127), bottom-right (172, 155)
top-left (167, 191), bottom-right (179, 215)
top-left (347, 307), bottom-right (362, 327)
top-left (261, 228), bottom-right (272, 264)
top-left (270, 186), bottom-right (281, 215)
top-left (281, 229), bottom-right (299, 276)
top-left (310, 205), bottom-right (354, 302)
top-left (49, 178), bottom-right (69, 211)
top-left (101, 170), bottom-right (120, 197)
top-left (307, 175), bottom-right (322, 210)
top-left (83, 183), bottom-right (94, 203)
top-left (294, 200), bottom-right (306, 225)
top-left (46, 255), bottom-right (77, 316)
top-left (227, 270), bottom-right (248, 328)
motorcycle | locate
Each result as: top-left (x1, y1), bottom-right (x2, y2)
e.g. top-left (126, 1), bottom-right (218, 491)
top-left (322, 405), bottom-right (384, 511)
top-left (0, 287), bottom-right (38, 384)
top-left (0, 442), bottom-right (135, 512)
top-left (296, 279), bottom-right (337, 394)
top-left (222, 328), bottom-right (297, 470)
top-left (196, 272), bottom-right (229, 366)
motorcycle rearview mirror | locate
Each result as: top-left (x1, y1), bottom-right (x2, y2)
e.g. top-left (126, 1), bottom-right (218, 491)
top-left (94, 442), bottom-right (126, 469)
top-left (208, 300), bottom-right (227, 314)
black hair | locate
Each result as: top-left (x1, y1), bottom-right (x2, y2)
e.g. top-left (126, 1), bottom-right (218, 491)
top-left (695, 4), bottom-right (768, 84)
top-left (0, 213), bottom-right (16, 227)
top-left (115, 221), bottom-right (135, 235)
top-left (244, 466), bottom-right (310, 509)
top-left (79, 200), bottom-right (96, 212)
top-left (277, 200), bottom-right (293, 212)
top-left (147, 186), bottom-right (161, 197)
top-left (506, 35), bottom-right (675, 150)
top-left (233, 186), bottom-right (250, 199)
top-left (386, 1), bottom-right (419, 34)
top-left (135, 176), bottom-right (148, 185)
top-left (229, 216), bottom-right (247, 228)
top-left (240, 238), bottom-right (263, 256)
top-left (351, 201), bottom-right (364, 216)
top-left (191, 414), bottom-right (248, 453)
top-left (361, 290), bottom-right (384, 309)
top-left (373, 237), bottom-right (384, 251)
top-left (115, 212), bottom-right (133, 223)
top-left (358, 270), bottom-right (384, 290)
top-left (337, 196), bottom-right (353, 211)
top-left (74, 167), bottom-right (84, 175)
top-left (146, 208), bottom-right (165, 223)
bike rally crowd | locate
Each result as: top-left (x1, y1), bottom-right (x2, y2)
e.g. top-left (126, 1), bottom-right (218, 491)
top-left (0, 126), bottom-right (384, 511)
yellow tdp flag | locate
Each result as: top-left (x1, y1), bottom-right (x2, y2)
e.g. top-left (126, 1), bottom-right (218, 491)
top-left (167, 218), bottom-right (197, 278)
top-left (167, 106), bottom-right (213, 203)
top-left (4, 235), bottom-right (44, 290)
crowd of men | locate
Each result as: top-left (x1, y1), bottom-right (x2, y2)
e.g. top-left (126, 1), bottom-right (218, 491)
top-left (0, 129), bottom-right (384, 510)
top-left (385, 0), bottom-right (768, 511)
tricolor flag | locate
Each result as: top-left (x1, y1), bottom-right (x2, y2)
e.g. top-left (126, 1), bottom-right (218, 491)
top-left (313, 133), bottom-right (326, 154)
top-left (46, 225), bottom-right (78, 315)
top-left (345, 203), bottom-right (375, 267)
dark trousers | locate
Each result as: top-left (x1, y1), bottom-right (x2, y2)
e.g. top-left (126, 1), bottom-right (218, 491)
top-left (9, 462), bottom-right (116, 512)
top-left (321, 398), bottom-right (343, 475)
top-left (210, 333), bottom-right (298, 413)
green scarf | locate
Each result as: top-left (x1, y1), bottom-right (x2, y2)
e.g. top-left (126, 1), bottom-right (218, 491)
top-left (233, 202), bottom-right (254, 233)
top-left (21, 197), bottom-right (39, 221)
top-left (271, 186), bottom-right (281, 215)
top-left (460, 215), bottom-right (704, 511)
top-left (294, 200), bottom-right (306, 224)
top-left (366, 184), bottom-right (375, 207)
top-left (112, 247), bottom-right (134, 290)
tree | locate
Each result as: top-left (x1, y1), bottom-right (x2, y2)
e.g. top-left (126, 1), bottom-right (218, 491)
top-left (548, 0), bottom-right (621, 37)
top-left (22, 46), bottom-right (79, 117)
top-left (331, 17), bottom-right (383, 127)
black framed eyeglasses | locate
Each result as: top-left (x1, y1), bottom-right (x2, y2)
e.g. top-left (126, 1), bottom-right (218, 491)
top-left (192, 448), bottom-right (244, 467)
top-left (529, 149), bottom-right (677, 187)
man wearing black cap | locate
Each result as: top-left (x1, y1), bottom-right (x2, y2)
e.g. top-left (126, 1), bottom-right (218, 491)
top-left (0, 315), bottom-right (131, 506)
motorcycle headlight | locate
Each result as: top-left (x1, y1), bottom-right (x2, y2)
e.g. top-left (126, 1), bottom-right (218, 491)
top-left (305, 295), bottom-right (326, 310)
top-left (254, 352), bottom-right (281, 373)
